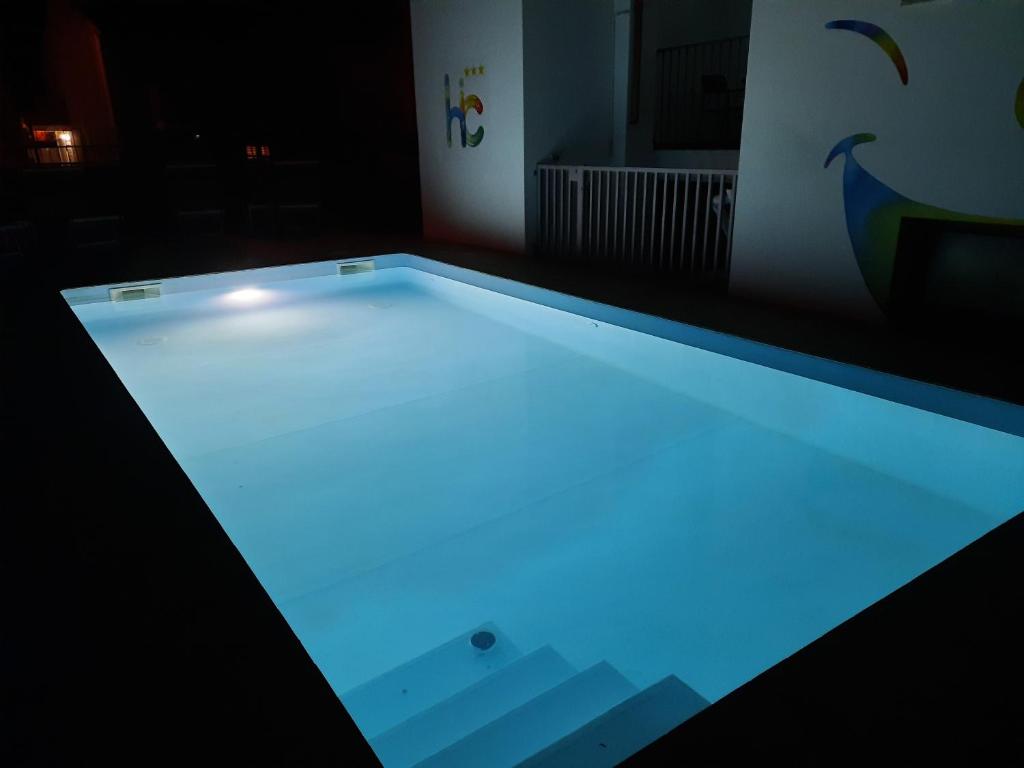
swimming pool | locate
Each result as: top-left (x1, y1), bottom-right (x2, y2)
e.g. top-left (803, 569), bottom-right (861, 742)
top-left (63, 254), bottom-right (1024, 767)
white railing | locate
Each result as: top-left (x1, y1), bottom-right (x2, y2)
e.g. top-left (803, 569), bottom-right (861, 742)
top-left (537, 164), bottom-right (738, 285)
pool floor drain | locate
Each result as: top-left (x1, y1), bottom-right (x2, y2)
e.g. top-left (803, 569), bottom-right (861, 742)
top-left (137, 336), bottom-right (166, 346)
top-left (470, 630), bottom-right (496, 651)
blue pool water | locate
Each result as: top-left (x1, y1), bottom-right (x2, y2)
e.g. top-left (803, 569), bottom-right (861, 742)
top-left (65, 256), bottom-right (1024, 766)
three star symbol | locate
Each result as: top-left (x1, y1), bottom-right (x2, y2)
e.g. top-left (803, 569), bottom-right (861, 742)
top-left (463, 65), bottom-right (486, 77)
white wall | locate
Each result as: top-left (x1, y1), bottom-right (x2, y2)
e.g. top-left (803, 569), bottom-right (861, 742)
top-left (523, 0), bottom-right (615, 250)
top-left (625, 0), bottom-right (752, 170)
top-left (410, 0), bottom-right (526, 252)
top-left (730, 0), bottom-right (1024, 320)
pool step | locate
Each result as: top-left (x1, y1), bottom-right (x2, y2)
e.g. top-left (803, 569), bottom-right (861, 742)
top-left (412, 661), bottom-right (638, 768)
top-left (341, 622), bottom-right (521, 738)
top-left (370, 646), bottom-right (577, 768)
top-left (514, 674), bottom-right (710, 768)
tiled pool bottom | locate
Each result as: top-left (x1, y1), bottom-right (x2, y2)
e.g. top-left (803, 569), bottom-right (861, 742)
top-left (65, 257), bottom-right (1024, 767)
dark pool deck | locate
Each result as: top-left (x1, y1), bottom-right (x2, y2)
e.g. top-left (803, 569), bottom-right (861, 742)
top-left (3, 232), bottom-right (1022, 765)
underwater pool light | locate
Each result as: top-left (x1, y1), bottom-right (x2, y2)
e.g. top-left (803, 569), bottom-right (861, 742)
top-left (224, 287), bottom-right (267, 305)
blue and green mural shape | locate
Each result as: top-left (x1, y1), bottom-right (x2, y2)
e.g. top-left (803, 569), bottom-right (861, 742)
top-left (445, 65), bottom-right (485, 148)
top-left (824, 19), bottom-right (1024, 313)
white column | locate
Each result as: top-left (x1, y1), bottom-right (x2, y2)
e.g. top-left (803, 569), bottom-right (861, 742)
top-left (611, 0), bottom-right (632, 166)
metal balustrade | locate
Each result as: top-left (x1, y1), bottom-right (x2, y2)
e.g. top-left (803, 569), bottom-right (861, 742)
top-left (24, 144), bottom-right (120, 166)
top-left (537, 164), bottom-right (738, 285)
top-left (655, 36), bottom-right (749, 150)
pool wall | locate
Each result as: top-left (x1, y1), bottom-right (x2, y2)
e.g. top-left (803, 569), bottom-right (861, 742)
top-left (63, 252), bottom-right (1024, 520)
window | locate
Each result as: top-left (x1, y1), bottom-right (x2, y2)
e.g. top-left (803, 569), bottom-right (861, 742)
top-left (26, 125), bottom-right (81, 165)
top-left (246, 144), bottom-right (271, 160)
top-left (654, 36), bottom-right (749, 150)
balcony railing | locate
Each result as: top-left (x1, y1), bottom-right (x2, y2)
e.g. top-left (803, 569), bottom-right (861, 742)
top-left (24, 144), bottom-right (120, 167)
top-left (537, 164), bottom-right (738, 286)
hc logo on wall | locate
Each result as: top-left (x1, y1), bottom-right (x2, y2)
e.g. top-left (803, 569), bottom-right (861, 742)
top-left (445, 65), bottom-right (485, 148)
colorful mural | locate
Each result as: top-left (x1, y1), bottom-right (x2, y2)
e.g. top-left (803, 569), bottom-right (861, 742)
top-left (824, 133), bottom-right (1021, 311)
top-left (825, 20), bottom-right (908, 85)
top-left (445, 67), bottom-right (485, 148)
top-left (823, 21), bottom-right (1022, 313)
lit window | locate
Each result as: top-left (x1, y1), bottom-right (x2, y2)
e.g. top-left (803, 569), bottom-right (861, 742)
top-left (259, 145), bottom-right (270, 158)
top-left (27, 125), bottom-right (80, 164)
top-left (246, 145), bottom-right (258, 160)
